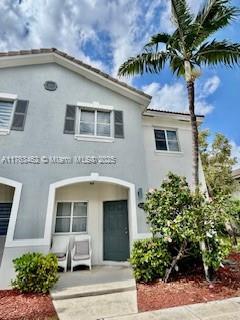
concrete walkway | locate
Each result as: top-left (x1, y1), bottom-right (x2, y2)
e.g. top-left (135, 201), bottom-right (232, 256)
top-left (107, 297), bottom-right (240, 320)
top-left (51, 266), bottom-right (138, 320)
top-left (51, 267), bottom-right (240, 320)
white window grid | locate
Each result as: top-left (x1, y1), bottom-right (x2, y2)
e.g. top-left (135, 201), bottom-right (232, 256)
top-left (155, 128), bottom-right (180, 152)
top-left (55, 201), bottom-right (88, 234)
top-left (76, 107), bottom-right (113, 138)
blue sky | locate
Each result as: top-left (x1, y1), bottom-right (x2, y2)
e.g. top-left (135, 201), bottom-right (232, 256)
top-left (0, 0), bottom-right (240, 165)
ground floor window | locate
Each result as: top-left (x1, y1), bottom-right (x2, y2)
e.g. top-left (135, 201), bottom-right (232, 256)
top-left (55, 202), bottom-right (88, 233)
top-left (0, 203), bottom-right (12, 236)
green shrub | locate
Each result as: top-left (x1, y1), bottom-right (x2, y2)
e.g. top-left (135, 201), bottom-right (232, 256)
top-left (12, 252), bottom-right (59, 293)
top-left (130, 237), bottom-right (171, 283)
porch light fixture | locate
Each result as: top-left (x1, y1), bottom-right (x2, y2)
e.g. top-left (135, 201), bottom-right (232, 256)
top-left (137, 187), bottom-right (143, 200)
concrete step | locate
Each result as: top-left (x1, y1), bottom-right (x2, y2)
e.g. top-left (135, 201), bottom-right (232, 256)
top-left (52, 290), bottom-right (138, 320)
top-left (51, 279), bottom-right (136, 300)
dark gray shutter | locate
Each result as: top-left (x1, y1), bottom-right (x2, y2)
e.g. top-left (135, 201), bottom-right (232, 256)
top-left (64, 105), bottom-right (76, 134)
top-left (114, 110), bottom-right (124, 138)
top-left (11, 100), bottom-right (29, 131)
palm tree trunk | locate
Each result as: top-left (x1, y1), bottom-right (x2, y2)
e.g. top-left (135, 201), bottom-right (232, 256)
top-left (186, 80), bottom-right (212, 282)
top-left (187, 80), bottom-right (199, 187)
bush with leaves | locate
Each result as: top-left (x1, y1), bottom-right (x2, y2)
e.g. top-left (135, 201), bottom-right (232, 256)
top-left (130, 237), bottom-right (171, 282)
top-left (12, 252), bottom-right (59, 293)
top-left (144, 173), bottom-right (232, 282)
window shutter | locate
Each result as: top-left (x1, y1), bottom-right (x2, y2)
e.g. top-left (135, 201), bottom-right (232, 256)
top-left (11, 100), bottom-right (29, 131)
top-left (64, 105), bottom-right (76, 134)
top-left (114, 110), bottom-right (124, 138)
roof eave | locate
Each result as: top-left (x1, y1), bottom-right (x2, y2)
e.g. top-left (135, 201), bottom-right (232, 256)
top-left (143, 109), bottom-right (205, 122)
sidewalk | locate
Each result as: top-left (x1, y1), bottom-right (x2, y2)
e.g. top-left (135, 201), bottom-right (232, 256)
top-left (106, 297), bottom-right (240, 320)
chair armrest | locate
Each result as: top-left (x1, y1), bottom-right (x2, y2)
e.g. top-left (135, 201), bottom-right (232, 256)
top-left (71, 246), bottom-right (75, 259)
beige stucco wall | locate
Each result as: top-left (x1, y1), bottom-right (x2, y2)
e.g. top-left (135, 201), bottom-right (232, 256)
top-left (54, 182), bottom-right (128, 264)
top-left (0, 184), bottom-right (14, 202)
top-left (142, 116), bottom-right (207, 191)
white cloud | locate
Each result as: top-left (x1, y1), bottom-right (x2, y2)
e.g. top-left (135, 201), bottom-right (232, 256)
top-left (202, 76), bottom-right (221, 96)
top-left (159, 0), bottom-right (204, 32)
top-left (0, 0), bottom-right (162, 77)
top-left (142, 76), bottom-right (221, 115)
top-left (231, 140), bottom-right (240, 167)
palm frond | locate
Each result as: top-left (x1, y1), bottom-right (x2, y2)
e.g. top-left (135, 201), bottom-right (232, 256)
top-left (118, 52), bottom-right (168, 77)
top-left (195, 40), bottom-right (240, 66)
top-left (171, 0), bottom-right (193, 39)
top-left (144, 33), bottom-right (171, 51)
top-left (169, 55), bottom-right (185, 76)
top-left (193, 0), bottom-right (239, 47)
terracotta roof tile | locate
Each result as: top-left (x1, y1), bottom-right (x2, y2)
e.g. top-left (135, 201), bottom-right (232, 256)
top-left (146, 108), bottom-right (205, 118)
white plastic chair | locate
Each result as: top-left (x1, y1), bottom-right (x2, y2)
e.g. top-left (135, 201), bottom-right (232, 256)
top-left (71, 235), bottom-right (92, 272)
top-left (51, 236), bottom-right (69, 272)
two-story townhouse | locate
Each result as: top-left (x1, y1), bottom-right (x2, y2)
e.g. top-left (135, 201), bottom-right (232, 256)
top-left (0, 49), bottom-right (205, 288)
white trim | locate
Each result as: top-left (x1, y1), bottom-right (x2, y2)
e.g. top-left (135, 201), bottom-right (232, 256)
top-left (44, 173), bottom-right (138, 251)
top-left (77, 101), bottom-right (114, 111)
top-left (74, 135), bottom-right (114, 143)
top-left (0, 129), bottom-right (10, 136)
top-left (143, 110), bottom-right (204, 123)
top-left (0, 177), bottom-right (22, 247)
top-left (0, 93), bottom-right (18, 101)
top-left (0, 53), bottom-right (150, 106)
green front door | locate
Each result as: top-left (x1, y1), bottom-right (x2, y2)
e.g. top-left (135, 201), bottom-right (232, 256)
top-left (103, 200), bottom-right (129, 261)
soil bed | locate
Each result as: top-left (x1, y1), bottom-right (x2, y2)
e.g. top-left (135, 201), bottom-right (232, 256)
top-left (137, 252), bottom-right (240, 312)
top-left (0, 290), bottom-right (58, 320)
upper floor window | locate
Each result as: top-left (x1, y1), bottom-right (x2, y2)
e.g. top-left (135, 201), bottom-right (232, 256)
top-left (154, 129), bottom-right (180, 152)
top-left (0, 100), bottom-right (14, 132)
top-left (55, 202), bottom-right (88, 233)
top-left (63, 103), bottom-right (124, 141)
top-left (79, 109), bottom-right (111, 137)
top-left (0, 95), bottom-right (29, 134)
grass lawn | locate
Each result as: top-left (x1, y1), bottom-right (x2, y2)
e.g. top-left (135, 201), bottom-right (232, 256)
top-left (137, 252), bottom-right (240, 312)
top-left (0, 290), bottom-right (58, 320)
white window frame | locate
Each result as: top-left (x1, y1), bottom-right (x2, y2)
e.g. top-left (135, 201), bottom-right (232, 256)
top-left (154, 127), bottom-right (181, 153)
top-left (54, 201), bottom-right (88, 235)
top-left (0, 93), bottom-right (17, 135)
top-left (74, 101), bottom-right (114, 142)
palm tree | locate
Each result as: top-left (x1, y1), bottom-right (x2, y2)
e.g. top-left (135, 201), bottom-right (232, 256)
top-left (118, 0), bottom-right (240, 189)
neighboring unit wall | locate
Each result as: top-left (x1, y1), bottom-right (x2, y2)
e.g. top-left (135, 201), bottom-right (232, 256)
top-left (143, 114), bottom-right (207, 190)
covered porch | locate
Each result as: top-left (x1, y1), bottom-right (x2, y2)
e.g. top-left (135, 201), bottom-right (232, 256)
top-left (48, 174), bottom-right (138, 271)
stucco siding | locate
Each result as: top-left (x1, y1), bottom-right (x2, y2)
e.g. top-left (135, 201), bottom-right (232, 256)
top-left (143, 115), bottom-right (206, 190)
top-left (0, 63), bottom-right (149, 239)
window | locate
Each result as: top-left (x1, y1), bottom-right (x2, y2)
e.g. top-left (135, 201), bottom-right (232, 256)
top-left (0, 100), bottom-right (14, 131)
top-left (55, 202), bottom-right (88, 233)
top-left (154, 129), bottom-right (180, 152)
top-left (79, 108), bottom-right (111, 137)
top-left (0, 203), bottom-right (12, 236)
